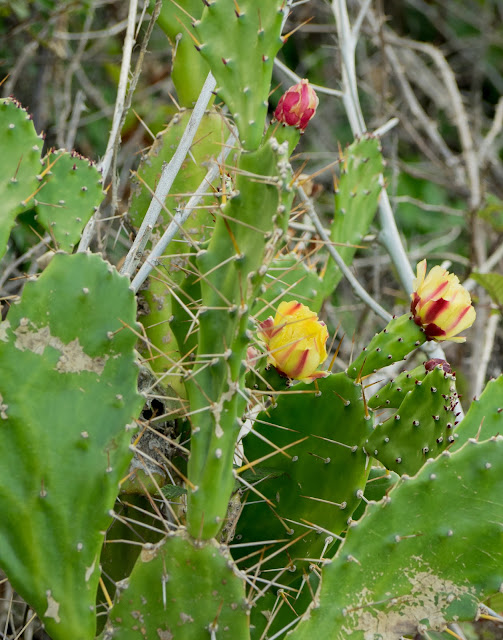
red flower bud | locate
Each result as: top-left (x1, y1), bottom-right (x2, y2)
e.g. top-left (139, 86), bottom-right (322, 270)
top-left (274, 79), bottom-right (319, 131)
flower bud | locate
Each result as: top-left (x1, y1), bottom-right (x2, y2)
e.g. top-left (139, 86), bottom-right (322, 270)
top-left (258, 300), bottom-right (328, 382)
top-left (411, 260), bottom-right (476, 343)
top-left (424, 358), bottom-right (453, 374)
top-left (274, 79), bottom-right (319, 131)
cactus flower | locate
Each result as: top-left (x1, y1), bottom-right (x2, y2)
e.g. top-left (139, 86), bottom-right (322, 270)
top-left (258, 300), bottom-right (329, 381)
top-left (274, 79), bottom-right (319, 131)
top-left (411, 260), bottom-right (476, 343)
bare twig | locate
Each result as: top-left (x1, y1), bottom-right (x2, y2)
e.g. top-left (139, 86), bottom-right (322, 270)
top-left (97, 0), bottom-right (139, 183)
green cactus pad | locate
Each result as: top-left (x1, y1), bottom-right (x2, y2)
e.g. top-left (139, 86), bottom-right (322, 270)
top-left (368, 364), bottom-right (428, 409)
top-left (194, 0), bottom-right (286, 150)
top-left (0, 97), bottom-right (44, 258)
top-left (451, 375), bottom-right (503, 451)
top-left (235, 372), bottom-right (372, 578)
top-left (101, 532), bottom-right (250, 639)
top-left (366, 366), bottom-right (458, 476)
top-left (157, 0), bottom-right (210, 107)
top-left (253, 253), bottom-right (325, 321)
top-left (348, 314), bottom-right (426, 379)
top-left (34, 150), bottom-right (103, 252)
top-left (323, 135), bottom-right (384, 293)
top-left (289, 437), bottom-right (503, 640)
top-left (129, 109), bottom-right (231, 237)
top-left (185, 137), bottom-right (294, 540)
top-left (0, 252), bottom-right (143, 640)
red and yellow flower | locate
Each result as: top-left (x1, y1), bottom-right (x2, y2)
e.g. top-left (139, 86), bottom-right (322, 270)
top-left (410, 260), bottom-right (476, 343)
top-left (258, 300), bottom-right (328, 382)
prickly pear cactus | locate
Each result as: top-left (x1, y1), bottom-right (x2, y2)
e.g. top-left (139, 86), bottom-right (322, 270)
top-left (130, 109), bottom-right (234, 381)
top-left (0, 98), bottom-right (103, 258)
top-left (366, 365), bottom-right (458, 475)
top-left (451, 375), bottom-right (503, 450)
top-left (289, 437), bottom-right (503, 640)
top-left (253, 253), bottom-right (325, 321)
top-left (184, 136), bottom-right (294, 540)
top-left (193, 0), bottom-right (286, 150)
top-left (0, 97), bottom-right (44, 258)
top-left (101, 532), bottom-right (250, 639)
top-left (348, 314), bottom-right (426, 379)
top-left (323, 135), bottom-right (384, 293)
top-left (157, 0), bottom-right (210, 107)
top-left (235, 373), bottom-right (372, 579)
top-left (0, 252), bottom-right (142, 640)
top-left (34, 150), bottom-right (103, 252)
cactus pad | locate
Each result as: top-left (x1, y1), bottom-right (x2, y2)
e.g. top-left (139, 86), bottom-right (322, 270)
top-left (323, 135), bottom-right (384, 293)
top-left (101, 532), bottom-right (250, 639)
top-left (0, 252), bottom-right (142, 640)
top-left (451, 375), bottom-right (503, 451)
top-left (366, 366), bottom-right (458, 476)
top-left (289, 437), bottom-right (503, 640)
top-left (235, 372), bottom-right (372, 577)
top-left (194, 0), bottom-right (286, 150)
top-left (34, 150), bottom-right (103, 252)
top-left (348, 314), bottom-right (426, 379)
top-left (0, 97), bottom-right (43, 258)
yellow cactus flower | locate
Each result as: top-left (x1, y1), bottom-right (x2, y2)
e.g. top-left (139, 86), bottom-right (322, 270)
top-left (258, 300), bottom-right (329, 382)
top-left (410, 260), bottom-right (476, 343)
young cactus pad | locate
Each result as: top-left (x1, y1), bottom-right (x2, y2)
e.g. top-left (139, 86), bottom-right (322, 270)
top-left (323, 135), bottom-right (383, 293)
top-left (33, 150), bottom-right (103, 252)
top-left (289, 437), bottom-right (503, 640)
top-left (0, 97), bottom-right (44, 258)
top-left (366, 365), bottom-right (458, 476)
top-left (0, 253), bottom-right (143, 640)
top-left (348, 313), bottom-right (426, 379)
top-left (451, 375), bottom-right (503, 451)
top-left (194, 0), bottom-right (286, 150)
top-left (101, 532), bottom-right (250, 639)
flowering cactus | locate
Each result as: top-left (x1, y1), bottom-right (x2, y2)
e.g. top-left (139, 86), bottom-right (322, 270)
top-left (258, 300), bottom-right (328, 381)
top-left (274, 79), bottom-right (319, 131)
top-left (410, 259), bottom-right (476, 342)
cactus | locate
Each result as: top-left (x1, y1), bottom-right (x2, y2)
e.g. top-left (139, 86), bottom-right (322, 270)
top-left (323, 135), bottom-right (384, 293)
top-left (157, 0), bottom-right (210, 107)
top-left (0, 252), bottom-right (142, 640)
top-left (183, 135), bottom-right (294, 540)
top-left (34, 150), bottom-right (103, 252)
top-left (100, 531), bottom-right (250, 639)
top-left (193, 0), bottom-right (286, 150)
top-left (288, 437), bottom-right (503, 640)
top-left (366, 365), bottom-right (458, 475)
top-left (451, 375), bottom-right (503, 451)
top-left (130, 109), bottom-right (233, 383)
top-left (235, 372), bottom-right (372, 580)
top-left (368, 363), bottom-right (429, 409)
top-left (0, 97), bottom-right (102, 258)
top-left (1, 6), bottom-right (500, 640)
top-left (253, 253), bottom-right (325, 321)
top-left (0, 97), bottom-right (44, 258)
top-left (348, 314), bottom-right (426, 379)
